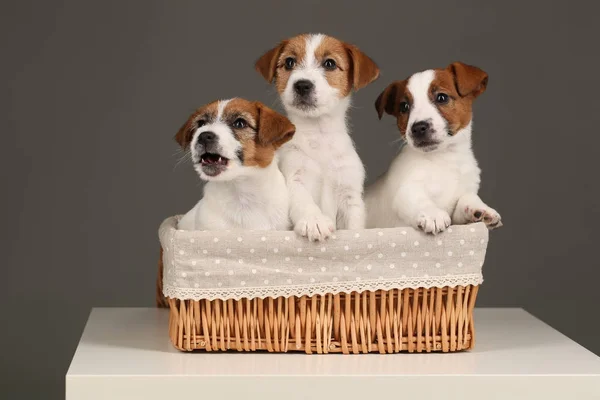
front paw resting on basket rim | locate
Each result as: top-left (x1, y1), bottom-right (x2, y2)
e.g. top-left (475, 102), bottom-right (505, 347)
top-left (466, 206), bottom-right (503, 229)
top-left (415, 207), bottom-right (451, 234)
top-left (294, 213), bottom-right (335, 241)
top-left (453, 193), bottom-right (503, 230)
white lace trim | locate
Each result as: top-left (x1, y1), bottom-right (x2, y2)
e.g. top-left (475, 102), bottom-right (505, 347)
top-left (163, 273), bottom-right (483, 301)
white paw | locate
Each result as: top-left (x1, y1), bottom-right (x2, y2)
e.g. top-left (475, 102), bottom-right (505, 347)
top-left (415, 208), bottom-right (451, 235)
top-left (295, 214), bottom-right (335, 241)
top-left (465, 205), bottom-right (503, 229)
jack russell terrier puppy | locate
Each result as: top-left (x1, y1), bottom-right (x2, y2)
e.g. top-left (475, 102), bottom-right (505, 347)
top-left (175, 98), bottom-right (296, 231)
top-left (255, 33), bottom-right (380, 241)
top-left (366, 62), bottom-right (502, 233)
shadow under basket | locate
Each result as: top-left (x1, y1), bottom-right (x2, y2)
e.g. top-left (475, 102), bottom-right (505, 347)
top-left (157, 216), bottom-right (487, 354)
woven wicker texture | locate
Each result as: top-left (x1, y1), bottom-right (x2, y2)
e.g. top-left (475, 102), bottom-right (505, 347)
top-left (165, 286), bottom-right (477, 353)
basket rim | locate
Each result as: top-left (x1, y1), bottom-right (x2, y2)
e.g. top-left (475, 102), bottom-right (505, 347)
top-left (159, 216), bottom-right (488, 302)
top-left (159, 215), bottom-right (488, 237)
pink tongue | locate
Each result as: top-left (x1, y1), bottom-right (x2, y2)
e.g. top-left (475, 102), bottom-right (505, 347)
top-left (203, 155), bottom-right (225, 165)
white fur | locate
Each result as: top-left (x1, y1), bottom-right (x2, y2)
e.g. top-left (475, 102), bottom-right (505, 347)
top-left (178, 99), bottom-right (291, 231)
top-left (278, 34), bottom-right (366, 241)
top-left (366, 71), bottom-right (501, 233)
top-left (179, 159), bottom-right (290, 231)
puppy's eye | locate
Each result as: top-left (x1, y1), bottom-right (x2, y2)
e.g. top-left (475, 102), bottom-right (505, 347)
top-left (232, 118), bottom-right (247, 129)
top-left (436, 93), bottom-right (449, 104)
top-left (197, 120), bottom-right (206, 128)
top-left (323, 58), bottom-right (337, 70)
top-left (284, 57), bottom-right (296, 70)
top-left (399, 102), bottom-right (410, 113)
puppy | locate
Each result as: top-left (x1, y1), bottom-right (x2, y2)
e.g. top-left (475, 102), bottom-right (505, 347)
top-left (366, 62), bottom-right (502, 233)
top-left (176, 98), bottom-right (295, 231)
top-left (255, 33), bottom-right (379, 241)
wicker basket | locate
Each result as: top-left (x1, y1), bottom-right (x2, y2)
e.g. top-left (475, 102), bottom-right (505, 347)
top-left (157, 217), bottom-right (487, 354)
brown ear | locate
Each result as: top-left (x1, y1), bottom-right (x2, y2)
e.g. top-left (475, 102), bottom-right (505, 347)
top-left (174, 119), bottom-right (194, 149)
top-left (346, 44), bottom-right (380, 90)
top-left (255, 41), bottom-right (287, 83)
top-left (375, 80), bottom-right (407, 119)
top-left (255, 102), bottom-right (295, 148)
top-left (448, 62), bottom-right (488, 98)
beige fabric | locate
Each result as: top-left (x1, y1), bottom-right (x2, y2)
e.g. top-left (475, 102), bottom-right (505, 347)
top-left (160, 216), bottom-right (487, 301)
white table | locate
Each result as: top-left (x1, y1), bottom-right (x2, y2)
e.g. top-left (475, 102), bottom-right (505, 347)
top-left (66, 308), bottom-right (600, 400)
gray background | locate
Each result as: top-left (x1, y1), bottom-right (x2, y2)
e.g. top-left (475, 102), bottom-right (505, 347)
top-left (2, 0), bottom-right (599, 398)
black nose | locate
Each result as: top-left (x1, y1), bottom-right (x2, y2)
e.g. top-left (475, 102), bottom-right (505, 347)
top-left (411, 121), bottom-right (432, 138)
top-left (294, 80), bottom-right (314, 96)
top-left (198, 131), bottom-right (217, 145)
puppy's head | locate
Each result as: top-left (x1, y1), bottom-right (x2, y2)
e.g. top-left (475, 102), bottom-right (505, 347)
top-left (175, 99), bottom-right (295, 181)
top-left (375, 62), bottom-right (488, 152)
top-left (255, 34), bottom-right (379, 118)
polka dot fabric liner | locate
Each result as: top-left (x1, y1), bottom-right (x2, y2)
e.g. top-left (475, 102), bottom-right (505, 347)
top-left (159, 216), bottom-right (488, 301)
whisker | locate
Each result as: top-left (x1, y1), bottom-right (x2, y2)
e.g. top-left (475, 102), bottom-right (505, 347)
top-left (173, 150), bottom-right (192, 170)
top-left (388, 136), bottom-right (407, 150)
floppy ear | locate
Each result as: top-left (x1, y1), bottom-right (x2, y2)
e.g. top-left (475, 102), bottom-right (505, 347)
top-left (174, 119), bottom-right (194, 149)
top-left (255, 102), bottom-right (296, 148)
top-left (346, 44), bottom-right (380, 90)
top-left (375, 80), bottom-right (407, 119)
top-left (255, 41), bottom-right (287, 83)
top-left (448, 62), bottom-right (488, 98)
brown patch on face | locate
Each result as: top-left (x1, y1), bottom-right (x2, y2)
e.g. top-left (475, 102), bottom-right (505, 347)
top-left (255, 35), bottom-right (308, 94)
top-left (255, 34), bottom-right (379, 96)
top-left (223, 99), bottom-right (295, 168)
top-left (174, 101), bottom-right (218, 149)
top-left (273, 36), bottom-right (308, 94)
top-left (374, 80), bottom-right (411, 136)
top-left (314, 36), bottom-right (352, 96)
top-left (430, 62), bottom-right (488, 135)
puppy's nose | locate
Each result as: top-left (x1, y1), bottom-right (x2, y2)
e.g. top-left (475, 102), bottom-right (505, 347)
top-left (198, 131), bottom-right (217, 145)
top-left (411, 121), bottom-right (431, 138)
top-left (294, 80), bottom-right (314, 96)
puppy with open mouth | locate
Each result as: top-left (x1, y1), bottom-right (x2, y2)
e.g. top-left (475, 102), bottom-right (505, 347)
top-left (255, 33), bottom-right (380, 241)
top-left (175, 98), bottom-right (295, 231)
top-left (366, 62), bottom-right (502, 233)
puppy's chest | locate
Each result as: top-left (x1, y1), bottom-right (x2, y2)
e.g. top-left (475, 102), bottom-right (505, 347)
top-left (425, 168), bottom-right (458, 199)
top-left (224, 195), bottom-right (287, 228)
top-left (296, 133), bottom-right (357, 173)
top-left (201, 187), bottom-right (288, 230)
top-left (424, 159), bottom-right (478, 200)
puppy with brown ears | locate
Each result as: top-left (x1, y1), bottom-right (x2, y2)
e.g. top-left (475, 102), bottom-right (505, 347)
top-left (256, 34), bottom-right (379, 241)
top-left (366, 62), bottom-right (502, 233)
top-left (176, 98), bottom-right (296, 231)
